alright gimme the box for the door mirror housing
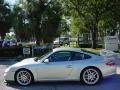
[44,59,49,64]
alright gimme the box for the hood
[11,57,36,67]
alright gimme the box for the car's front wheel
[15,69,33,86]
[80,67,102,85]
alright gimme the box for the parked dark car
[2,40,17,47]
[0,40,3,47]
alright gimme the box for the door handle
[67,65,72,68]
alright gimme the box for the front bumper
[4,71,15,82]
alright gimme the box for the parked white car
[53,37,69,45]
[53,38,60,45]
[4,48,116,86]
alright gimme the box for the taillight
[105,60,116,66]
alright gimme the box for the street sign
[104,36,118,51]
[23,47,30,55]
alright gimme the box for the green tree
[25,0,63,44]
[61,0,120,48]
[12,0,63,44]
[41,1,63,43]
[12,5,34,42]
[12,5,23,41]
[0,0,12,39]
[25,0,50,45]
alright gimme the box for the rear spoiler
[100,49,118,57]
[81,49,100,56]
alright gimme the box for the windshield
[34,51,52,62]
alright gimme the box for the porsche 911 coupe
[4,48,116,86]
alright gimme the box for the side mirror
[44,59,49,64]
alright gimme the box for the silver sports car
[4,48,116,86]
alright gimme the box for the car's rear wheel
[15,69,33,86]
[80,67,102,85]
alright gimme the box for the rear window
[71,52,91,61]
[84,54,92,59]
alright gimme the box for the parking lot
[0,60,120,90]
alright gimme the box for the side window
[71,52,84,61]
[84,54,91,59]
[49,51,71,62]
[71,52,91,61]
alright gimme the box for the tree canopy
[61,0,120,48]
[11,0,63,45]
[1,0,120,48]
[0,0,12,39]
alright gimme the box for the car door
[37,51,73,80]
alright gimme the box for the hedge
[0,46,51,57]
[0,46,23,57]
[78,43,103,48]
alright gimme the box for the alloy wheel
[16,70,32,86]
[82,68,100,85]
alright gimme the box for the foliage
[61,0,120,48]
[70,16,87,36]
[1,0,120,48]
[0,0,12,39]
[41,1,63,43]
[0,46,23,57]
[58,18,70,35]
[12,0,63,44]
[4,33,15,40]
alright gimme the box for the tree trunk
[91,25,98,49]
[35,28,42,46]
[0,32,5,40]
[77,33,80,46]
[1,35,4,40]
[36,37,40,45]
[35,16,42,46]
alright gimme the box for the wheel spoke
[16,70,32,85]
[86,69,91,75]
[83,68,100,85]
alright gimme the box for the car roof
[53,48,81,52]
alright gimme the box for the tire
[80,67,102,85]
[15,69,33,86]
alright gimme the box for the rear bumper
[101,65,116,77]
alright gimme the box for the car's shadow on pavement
[5,74,120,90]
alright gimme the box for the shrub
[0,46,23,57]
[0,46,51,58]
[78,43,103,48]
